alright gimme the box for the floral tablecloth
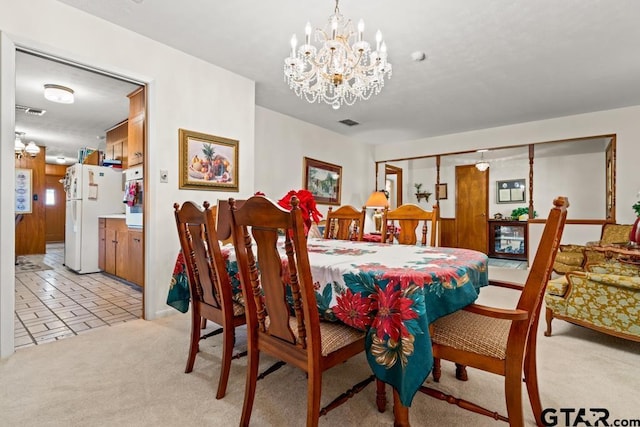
[168,238,488,406]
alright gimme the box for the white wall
[374,106,640,261]
[254,106,374,220]
[0,0,256,356]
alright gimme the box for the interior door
[455,164,489,253]
[385,164,403,208]
[45,174,66,242]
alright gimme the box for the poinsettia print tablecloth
[168,238,488,407]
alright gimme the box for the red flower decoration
[173,252,185,275]
[277,189,323,232]
[334,289,373,330]
[370,284,418,342]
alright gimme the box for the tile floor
[14,243,142,349]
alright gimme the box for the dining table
[168,238,489,425]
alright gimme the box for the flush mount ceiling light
[475,150,490,171]
[44,84,75,104]
[284,0,392,109]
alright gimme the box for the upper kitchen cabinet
[105,120,128,167]
[127,87,145,167]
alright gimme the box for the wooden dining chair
[323,204,366,241]
[420,197,569,427]
[173,201,247,399]
[229,195,373,427]
[381,203,439,246]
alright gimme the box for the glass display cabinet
[488,220,528,261]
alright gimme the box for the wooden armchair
[229,195,372,427]
[381,203,439,246]
[419,197,569,426]
[323,205,366,241]
[173,201,246,399]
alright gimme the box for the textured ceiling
[16,0,640,163]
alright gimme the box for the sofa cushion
[547,276,569,296]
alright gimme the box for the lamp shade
[365,191,389,208]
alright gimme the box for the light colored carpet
[1,281,639,426]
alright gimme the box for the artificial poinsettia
[276,189,323,232]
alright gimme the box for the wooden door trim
[385,164,403,206]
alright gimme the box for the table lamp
[365,191,389,233]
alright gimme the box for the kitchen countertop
[98,214,126,219]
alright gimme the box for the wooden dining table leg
[393,388,410,427]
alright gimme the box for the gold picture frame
[179,129,239,191]
[436,183,448,200]
[303,157,342,205]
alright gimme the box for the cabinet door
[127,114,144,167]
[105,227,117,275]
[128,229,144,287]
[115,228,129,281]
[98,224,106,271]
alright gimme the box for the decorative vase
[631,217,640,244]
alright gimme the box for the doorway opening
[14,48,147,348]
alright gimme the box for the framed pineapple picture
[179,129,239,191]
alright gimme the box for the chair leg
[544,307,554,337]
[185,308,201,373]
[455,363,468,381]
[432,357,441,382]
[504,361,525,427]
[240,348,260,427]
[215,325,235,399]
[525,318,543,424]
[376,379,387,412]
[307,368,322,427]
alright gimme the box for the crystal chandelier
[284,0,392,109]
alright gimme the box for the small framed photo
[497,179,526,204]
[179,129,239,191]
[436,183,448,200]
[303,157,342,205]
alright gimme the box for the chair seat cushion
[431,310,511,360]
[266,316,365,356]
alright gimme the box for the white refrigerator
[64,164,123,274]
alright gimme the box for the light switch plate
[160,169,168,183]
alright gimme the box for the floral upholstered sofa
[552,223,633,274]
[545,262,640,342]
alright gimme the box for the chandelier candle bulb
[290,34,297,57]
[305,22,312,44]
[358,19,364,42]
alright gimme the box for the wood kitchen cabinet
[105,120,128,168]
[127,228,144,287]
[127,87,145,167]
[103,218,129,279]
[99,217,144,287]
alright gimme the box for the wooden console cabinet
[488,220,528,261]
[99,217,144,287]
[127,87,145,167]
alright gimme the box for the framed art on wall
[303,157,342,205]
[436,183,448,200]
[179,129,239,191]
[496,179,526,203]
[15,168,32,214]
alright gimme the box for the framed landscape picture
[303,157,341,205]
[179,129,239,191]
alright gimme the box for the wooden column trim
[528,144,534,217]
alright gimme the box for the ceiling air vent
[16,104,47,116]
[339,119,359,127]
